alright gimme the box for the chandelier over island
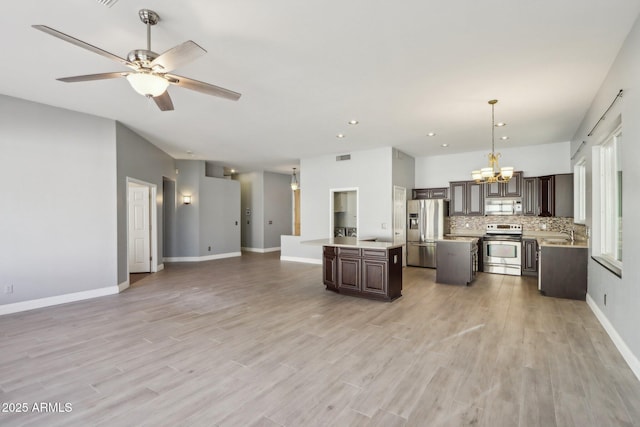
[471,99,514,183]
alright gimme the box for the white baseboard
[586,294,640,381]
[280,256,322,265]
[242,247,281,253]
[118,280,130,292]
[157,263,164,271]
[0,286,120,316]
[164,252,242,263]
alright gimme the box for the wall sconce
[183,195,192,205]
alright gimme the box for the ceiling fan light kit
[32,9,241,111]
[126,72,170,97]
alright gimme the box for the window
[594,125,622,269]
[573,158,586,224]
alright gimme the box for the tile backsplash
[450,216,587,238]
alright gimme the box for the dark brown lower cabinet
[539,246,587,300]
[322,245,402,301]
[522,238,538,276]
[435,240,478,285]
[322,246,338,290]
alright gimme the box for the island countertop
[303,237,403,250]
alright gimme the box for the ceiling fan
[33,9,241,111]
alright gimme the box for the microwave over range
[484,198,522,216]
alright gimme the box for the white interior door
[393,186,407,266]
[128,183,151,273]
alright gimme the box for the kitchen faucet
[570,228,575,242]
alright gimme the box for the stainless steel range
[483,224,522,276]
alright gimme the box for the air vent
[336,154,351,161]
[96,0,119,7]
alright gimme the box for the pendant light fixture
[471,99,514,183]
[290,168,299,191]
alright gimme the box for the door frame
[329,187,359,237]
[126,177,159,278]
[393,185,407,266]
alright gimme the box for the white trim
[242,247,281,253]
[164,252,242,263]
[586,294,640,381]
[118,280,130,292]
[0,286,120,316]
[157,263,165,271]
[280,256,322,265]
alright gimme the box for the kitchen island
[436,237,479,285]
[305,237,403,301]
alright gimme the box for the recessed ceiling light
[186,150,193,154]
[441,143,449,147]
[500,136,509,140]
[348,120,359,125]
[337,133,345,138]
[496,122,507,127]
[427,132,436,137]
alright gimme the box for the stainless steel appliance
[407,199,450,268]
[485,198,523,216]
[483,223,522,275]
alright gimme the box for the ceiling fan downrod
[138,9,159,52]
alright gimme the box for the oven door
[483,239,522,275]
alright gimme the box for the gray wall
[0,95,118,304]
[264,172,293,249]
[116,123,176,284]
[199,175,241,255]
[163,178,177,258]
[174,160,241,258]
[237,172,264,249]
[570,13,640,369]
[392,148,415,197]
[175,160,202,257]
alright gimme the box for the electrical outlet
[4,285,13,294]
[604,294,607,306]
[381,223,387,229]
[208,246,211,252]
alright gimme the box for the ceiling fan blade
[57,72,128,83]
[32,25,135,68]
[150,41,206,72]
[165,73,241,101]
[153,92,174,111]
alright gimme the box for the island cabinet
[449,181,484,216]
[323,245,402,301]
[485,171,523,198]
[435,238,478,285]
[522,238,538,276]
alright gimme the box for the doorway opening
[126,178,158,287]
[330,188,358,237]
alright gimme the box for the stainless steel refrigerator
[407,199,450,268]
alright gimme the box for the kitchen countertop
[447,230,485,237]
[439,236,479,244]
[303,237,404,250]
[537,238,589,248]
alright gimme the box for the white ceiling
[2,0,639,174]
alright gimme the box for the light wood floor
[1,252,640,426]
